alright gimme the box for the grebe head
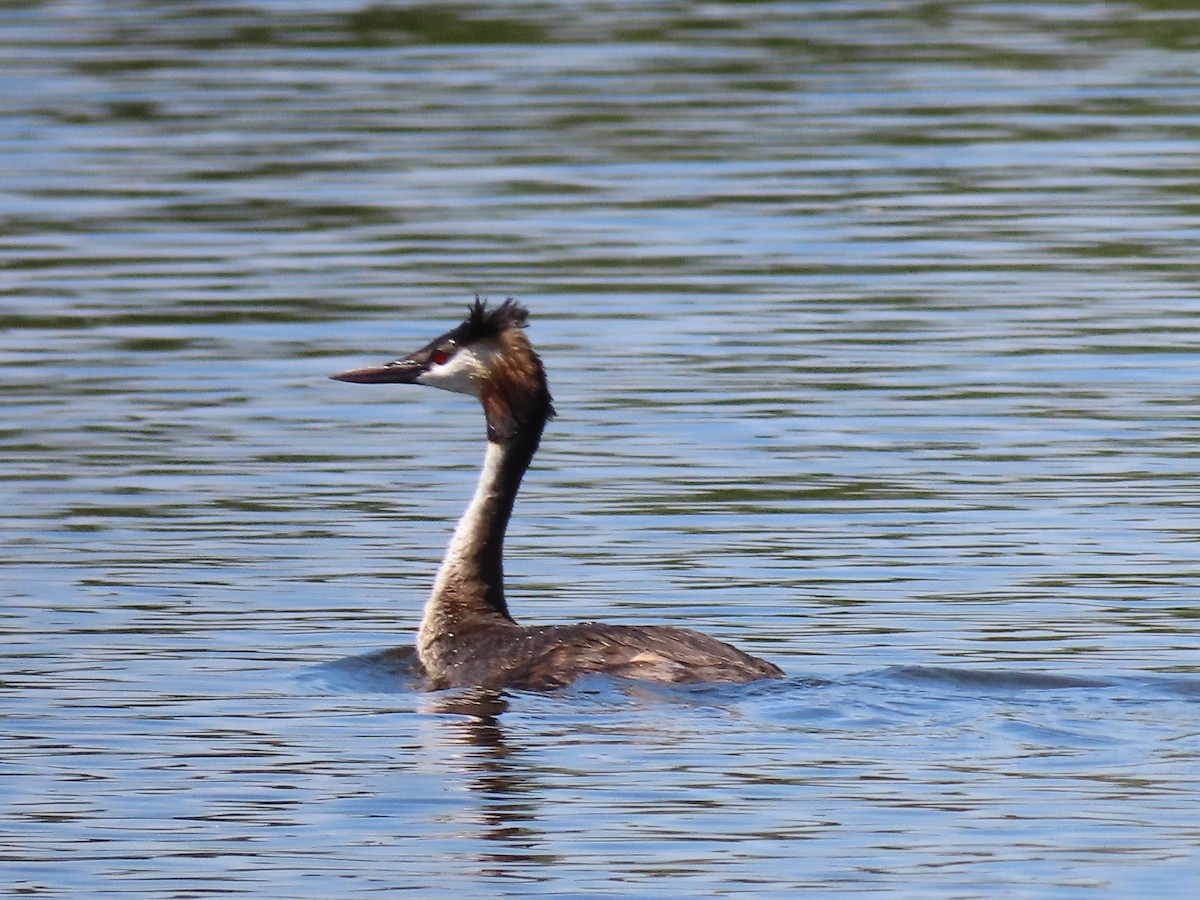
[332,298,554,444]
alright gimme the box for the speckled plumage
[421,621,783,691]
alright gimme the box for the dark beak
[330,356,424,384]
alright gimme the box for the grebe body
[333,300,782,690]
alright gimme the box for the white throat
[418,440,507,653]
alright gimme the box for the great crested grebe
[332,299,783,690]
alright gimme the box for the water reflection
[412,687,563,875]
[426,687,511,720]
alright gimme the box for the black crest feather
[453,297,528,344]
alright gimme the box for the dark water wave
[307,651,1200,707]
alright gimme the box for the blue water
[3,1,1200,895]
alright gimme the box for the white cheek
[417,347,483,396]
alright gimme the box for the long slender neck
[418,430,538,655]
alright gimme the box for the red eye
[430,349,449,366]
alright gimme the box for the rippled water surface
[4,1,1200,895]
